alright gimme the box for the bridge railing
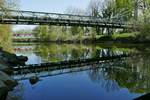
[0,10,116,22]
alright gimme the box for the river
[7,43,150,100]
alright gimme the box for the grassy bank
[96,32,150,43]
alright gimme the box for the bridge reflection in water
[12,54,128,81]
[12,43,130,81]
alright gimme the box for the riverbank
[13,32,150,44]
[0,48,28,100]
[96,33,150,44]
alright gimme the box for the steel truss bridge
[0,9,133,28]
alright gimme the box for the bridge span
[0,9,133,28]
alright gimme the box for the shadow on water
[7,43,150,100]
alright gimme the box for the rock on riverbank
[0,71,18,100]
[0,49,28,66]
[0,48,28,100]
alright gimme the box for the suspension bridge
[0,9,133,28]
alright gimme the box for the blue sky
[19,0,90,13]
[13,0,91,31]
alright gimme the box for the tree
[131,0,150,40]
[33,25,50,41]
[87,0,102,17]
[0,0,19,51]
[86,0,103,37]
[138,0,150,22]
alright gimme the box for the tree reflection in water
[87,50,150,94]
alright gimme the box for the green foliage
[138,9,150,39]
[0,0,19,51]
[33,25,52,41]
[33,25,85,42]
[70,26,79,35]
[139,23,150,39]
[99,0,133,21]
[0,24,12,51]
[112,32,138,39]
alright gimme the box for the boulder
[29,76,39,85]
[134,93,150,100]
[0,71,18,90]
[4,80,18,91]
[0,87,8,100]
[0,61,8,70]
[0,80,8,100]
[0,71,12,81]
[0,71,18,100]
[17,55,28,62]
[2,68,13,75]
[0,60,13,75]
[0,50,28,66]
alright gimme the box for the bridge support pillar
[107,28,113,36]
[96,26,100,35]
[122,28,128,33]
[101,28,104,35]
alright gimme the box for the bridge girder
[0,9,133,29]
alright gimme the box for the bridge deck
[0,9,132,28]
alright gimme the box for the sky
[13,0,91,31]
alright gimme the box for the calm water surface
[8,43,150,100]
